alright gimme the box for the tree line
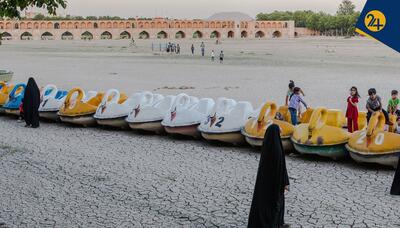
[28,15,152,21]
[256,0,360,36]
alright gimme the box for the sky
[53,0,367,19]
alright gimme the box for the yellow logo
[364,10,386,32]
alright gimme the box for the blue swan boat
[3,83,26,116]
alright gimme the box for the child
[285,80,305,106]
[18,98,24,123]
[397,118,400,133]
[387,90,400,116]
[288,87,308,125]
[366,88,391,125]
[346,86,360,133]
[211,50,215,62]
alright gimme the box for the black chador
[248,124,290,228]
[390,157,400,196]
[23,77,41,128]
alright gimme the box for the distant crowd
[149,40,225,64]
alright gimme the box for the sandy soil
[0,37,399,227]
[1,37,399,110]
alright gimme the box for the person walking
[211,50,215,62]
[176,44,180,54]
[346,86,360,133]
[23,77,41,128]
[166,42,171,53]
[200,42,205,56]
[219,51,224,64]
[248,124,290,228]
[191,44,195,55]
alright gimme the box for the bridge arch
[81,31,93,40]
[272,31,282,38]
[157,31,167,39]
[193,31,203,38]
[210,30,220,39]
[61,31,74,40]
[20,31,33,40]
[255,31,265,38]
[101,31,112,39]
[41,31,54,40]
[120,31,131,39]
[1,32,12,40]
[175,31,185,39]
[139,31,149,39]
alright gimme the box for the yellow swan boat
[0,82,14,110]
[346,112,400,168]
[291,108,350,159]
[241,102,295,151]
[276,105,314,124]
[58,88,104,127]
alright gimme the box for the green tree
[98,16,122,20]
[0,0,67,18]
[256,0,360,37]
[337,0,356,15]
[32,13,46,20]
[73,16,84,20]
[86,16,98,20]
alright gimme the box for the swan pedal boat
[346,112,399,168]
[3,83,26,116]
[291,108,353,159]
[38,84,68,121]
[125,92,175,134]
[58,88,104,127]
[199,97,255,145]
[0,70,13,82]
[241,102,295,151]
[0,82,15,113]
[161,93,214,137]
[93,89,132,128]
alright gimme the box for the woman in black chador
[248,124,290,228]
[23,77,40,128]
[390,157,400,195]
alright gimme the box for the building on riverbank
[0,18,317,41]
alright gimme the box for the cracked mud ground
[0,117,399,227]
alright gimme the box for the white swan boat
[198,97,255,145]
[125,92,175,134]
[93,89,132,128]
[161,93,214,137]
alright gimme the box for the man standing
[191,44,195,55]
[219,51,224,64]
[200,42,205,56]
